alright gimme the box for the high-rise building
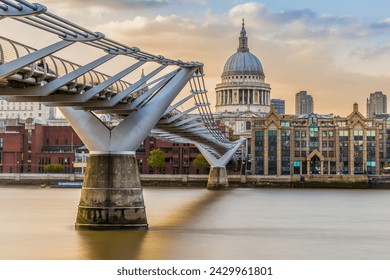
[367,91,387,118]
[271,98,285,115]
[295,90,314,115]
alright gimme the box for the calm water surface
[1,185,390,260]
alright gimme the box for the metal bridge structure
[0,0,243,229]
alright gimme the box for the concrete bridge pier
[196,139,245,190]
[59,67,196,230]
[75,152,148,230]
[207,166,229,190]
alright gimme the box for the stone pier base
[75,153,148,230]
[207,166,229,190]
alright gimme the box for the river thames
[1,185,390,260]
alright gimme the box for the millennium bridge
[0,0,244,229]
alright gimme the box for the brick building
[136,136,205,174]
[0,118,83,173]
[0,118,229,175]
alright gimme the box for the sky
[2,0,390,116]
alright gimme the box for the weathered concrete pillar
[207,166,228,190]
[75,153,148,230]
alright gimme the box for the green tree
[44,164,65,173]
[192,154,210,174]
[147,148,166,173]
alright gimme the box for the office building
[252,103,389,176]
[367,91,387,118]
[295,90,314,115]
[271,98,285,115]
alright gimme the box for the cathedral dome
[222,19,264,77]
[223,52,264,76]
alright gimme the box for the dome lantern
[238,18,249,52]
[222,19,264,77]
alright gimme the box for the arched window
[246,121,252,130]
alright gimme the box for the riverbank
[0,173,389,188]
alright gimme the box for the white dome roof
[223,51,264,76]
[222,19,265,77]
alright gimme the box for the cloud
[226,2,380,41]
[9,0,390,116]
[350,44,390,60]
[44,0,170,10]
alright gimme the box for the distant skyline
[2,0,390,115]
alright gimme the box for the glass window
[255,130,264,137]
[309,123,318,133]
[339,130,348,137]
[245,121,251,130]
[338,121,347,127]
[281,121,290,127]
[322,131,327,137]
[367,130,376,137]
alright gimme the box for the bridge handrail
[0,0,236,155]
[0,0,202,68]
[0,35,134,96]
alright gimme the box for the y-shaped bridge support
[60,67,196,229]
[195,139,244,190]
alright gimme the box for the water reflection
[2,186,390,259]
[77,188,225,259]
[77,231,147,260]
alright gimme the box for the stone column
[277,129,281,176]
[349,129,354,175]
[375,127,380,174]
[264,129,269,175]
[260,91,264,105]
[75,153,148,230]
[335,127,340,174]
[320,160,324,175]
[307,160,310,176]
[363,129,367,174]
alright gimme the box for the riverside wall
[0,173,388,188]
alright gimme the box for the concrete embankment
[1,173,389,188]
